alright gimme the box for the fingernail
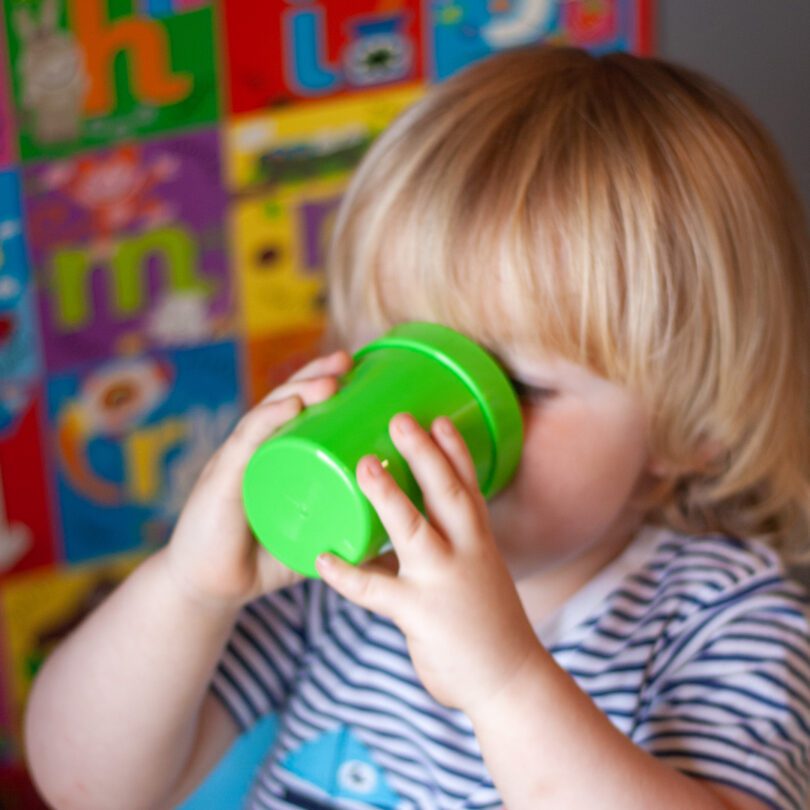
[436,417,454,436]
[317,553,334,568]
[364,456,383,477]
[394,414,416,435]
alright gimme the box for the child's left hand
[316,412,541,719]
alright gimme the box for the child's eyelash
[509,378,558,403]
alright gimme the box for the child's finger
[356,454,449,571]
[281,350,352,387]
[205,354,350,498]
[262,375,341,409]
[316,552,402,618]
[430,417,487,514]
[389,414,484,550]
[373,549,400,576]
[191,394,305,500]
[221,395,304,466]
[260,351,351,408]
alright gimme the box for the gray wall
[656,1,810,213]
[658,3,809,584]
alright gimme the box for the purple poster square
[300,196,341,274]
[24,128,232,373]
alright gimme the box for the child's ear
[645,456,670,478]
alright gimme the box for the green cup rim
[355,322,523,496]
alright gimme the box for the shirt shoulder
[629,531,809,663]
[621,532,810,810]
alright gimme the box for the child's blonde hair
[326,46,810,560]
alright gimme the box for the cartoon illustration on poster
[4,0,219,161]
[25,128,232,373]
[430,0,651,80]
[0,7,15,169]
[226,83,423,193]
[0,384,57,579]
[0,170,40,384]
[47,340,241,563]
[223,0,425,114]
[0,555,141,747]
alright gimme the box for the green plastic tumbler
[242,322,523,577]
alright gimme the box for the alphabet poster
[47,340,241,563]
[432,0,651,79]
[223,0,426,113]
[0,0,653,797]
[4,0,219,161]
[0,386,56,580]
[24,128,232,373]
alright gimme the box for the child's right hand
[163,349,353,611]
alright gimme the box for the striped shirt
[212,526,810,809]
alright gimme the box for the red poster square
[0,387,58,579]
[222,0,425,114]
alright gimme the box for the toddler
[25,46,810,810]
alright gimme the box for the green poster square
[5,0,220,161]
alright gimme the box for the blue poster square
[46,340,243,563]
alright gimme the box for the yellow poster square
[226,83,424,193]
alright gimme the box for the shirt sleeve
[210,580,315,732]
[632,580,810,810]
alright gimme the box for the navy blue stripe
[318,628,472,735]
[646,577,785,686]
[641,699,797,749]
[655,677,810,737]
[690,651,810,703]
[639,729,805,796]
[314,641,475,744]
[328,619,422,692]
[553,621,678,656]
[278,704,451,800]
[224,642,278,711]
[752,671,810,718]
[282,671,480,787]
[212,532,810,810]
[301,667,483,784]
[232,621,296,705]
[211,664,262,729]
[729,614,810,652]
[248,599,307,662]
[635,708,807,774]
[698,629,810,669]
[650,543,759,577]
[655,749,798,809]
[679,769,794,810]
[657,563,739,585]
